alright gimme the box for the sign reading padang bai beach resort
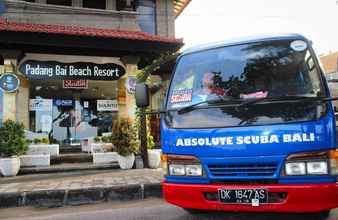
[19,60,126,81]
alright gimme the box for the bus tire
[183,208,209,215]
[314,210,330,220]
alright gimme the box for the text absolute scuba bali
[175,133,316,147]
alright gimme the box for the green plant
[41,138,49,144]
[101,136,109,143]
[33,138,41,144]
[135,108,155,150]
[94,136,102,143]
[147,132,155,150]
[111,119,139,156]
[0,120,28,157]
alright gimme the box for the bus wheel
[183,208,209,215]
[314,210,331,220]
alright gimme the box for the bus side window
[305,51,322,95]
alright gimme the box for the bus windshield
[166,39,327,128]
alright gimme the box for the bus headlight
[285,162,306,175]
[307,161,328,175]
[169,164,186,176]
[282,150,337,176]
[162,154,204,177]
[185,164,203,176]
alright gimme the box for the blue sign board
[0,2,5,14]
[54,99,73,107]
[0,90,3,125]
[0,73,20,93]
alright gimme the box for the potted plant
[147,132,161,169]
[111,118,139,169]
[27,136,59,156]
[0,120,28,177]
[94,136,102,143]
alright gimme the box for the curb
[19,163,119,175]
[0,183,162,209]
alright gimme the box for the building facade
[0,0,189,146]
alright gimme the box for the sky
[176,0,338,55]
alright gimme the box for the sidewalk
[0,169,163,208]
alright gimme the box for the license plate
[218,189,267,204]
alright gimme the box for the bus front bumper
[162,181,338,213]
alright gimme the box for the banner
[19,60,125,81]
[97,100,118,112]
[29,99,53,112]
[63,80,88,89]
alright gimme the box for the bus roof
[181,33,309,56]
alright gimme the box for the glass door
[52,99,76,145]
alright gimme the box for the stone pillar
[0,50,29,128]
[2,59,17,122]
[16,75,30,129]
[106,0,117,10]
[119,56,140,121]
[156,0,175,37]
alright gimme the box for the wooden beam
[174,0,191,18]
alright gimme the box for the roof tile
[0,18,183,45]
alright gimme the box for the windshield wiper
[176,95,338,115]
[177,96,236,114]
[236,95,338,110]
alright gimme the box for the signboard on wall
[54,99,73,107]
[97,100,118,112]
[63,80,88,89]
[29,99,53,112]
[0,2,5,14]
[19,60,126,81]
[126,76,137,94]
[0,73,20,93]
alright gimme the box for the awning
[0,18,183,58]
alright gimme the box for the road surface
[1,198,337,220]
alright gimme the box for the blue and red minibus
[136,34,338,217]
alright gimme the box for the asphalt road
[1,198,337,220]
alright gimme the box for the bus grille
[207,163,278,177]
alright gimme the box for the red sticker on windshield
[170,89,193,103]
[240,91,268,99]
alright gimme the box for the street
[0,198,337,220]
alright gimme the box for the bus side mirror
[135,83,149,108]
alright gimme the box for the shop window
[29,80,118,145]
[83,0,106,9]
[137,0,156,34]
[47,0,71,6]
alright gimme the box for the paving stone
[0,169,163,208]
[25,190,65,207]
[67,188,106,206]
[0,192,23,208]
[107,185,142,201]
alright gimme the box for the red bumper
[163,181,338,213]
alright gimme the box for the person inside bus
[194,71,226,102]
